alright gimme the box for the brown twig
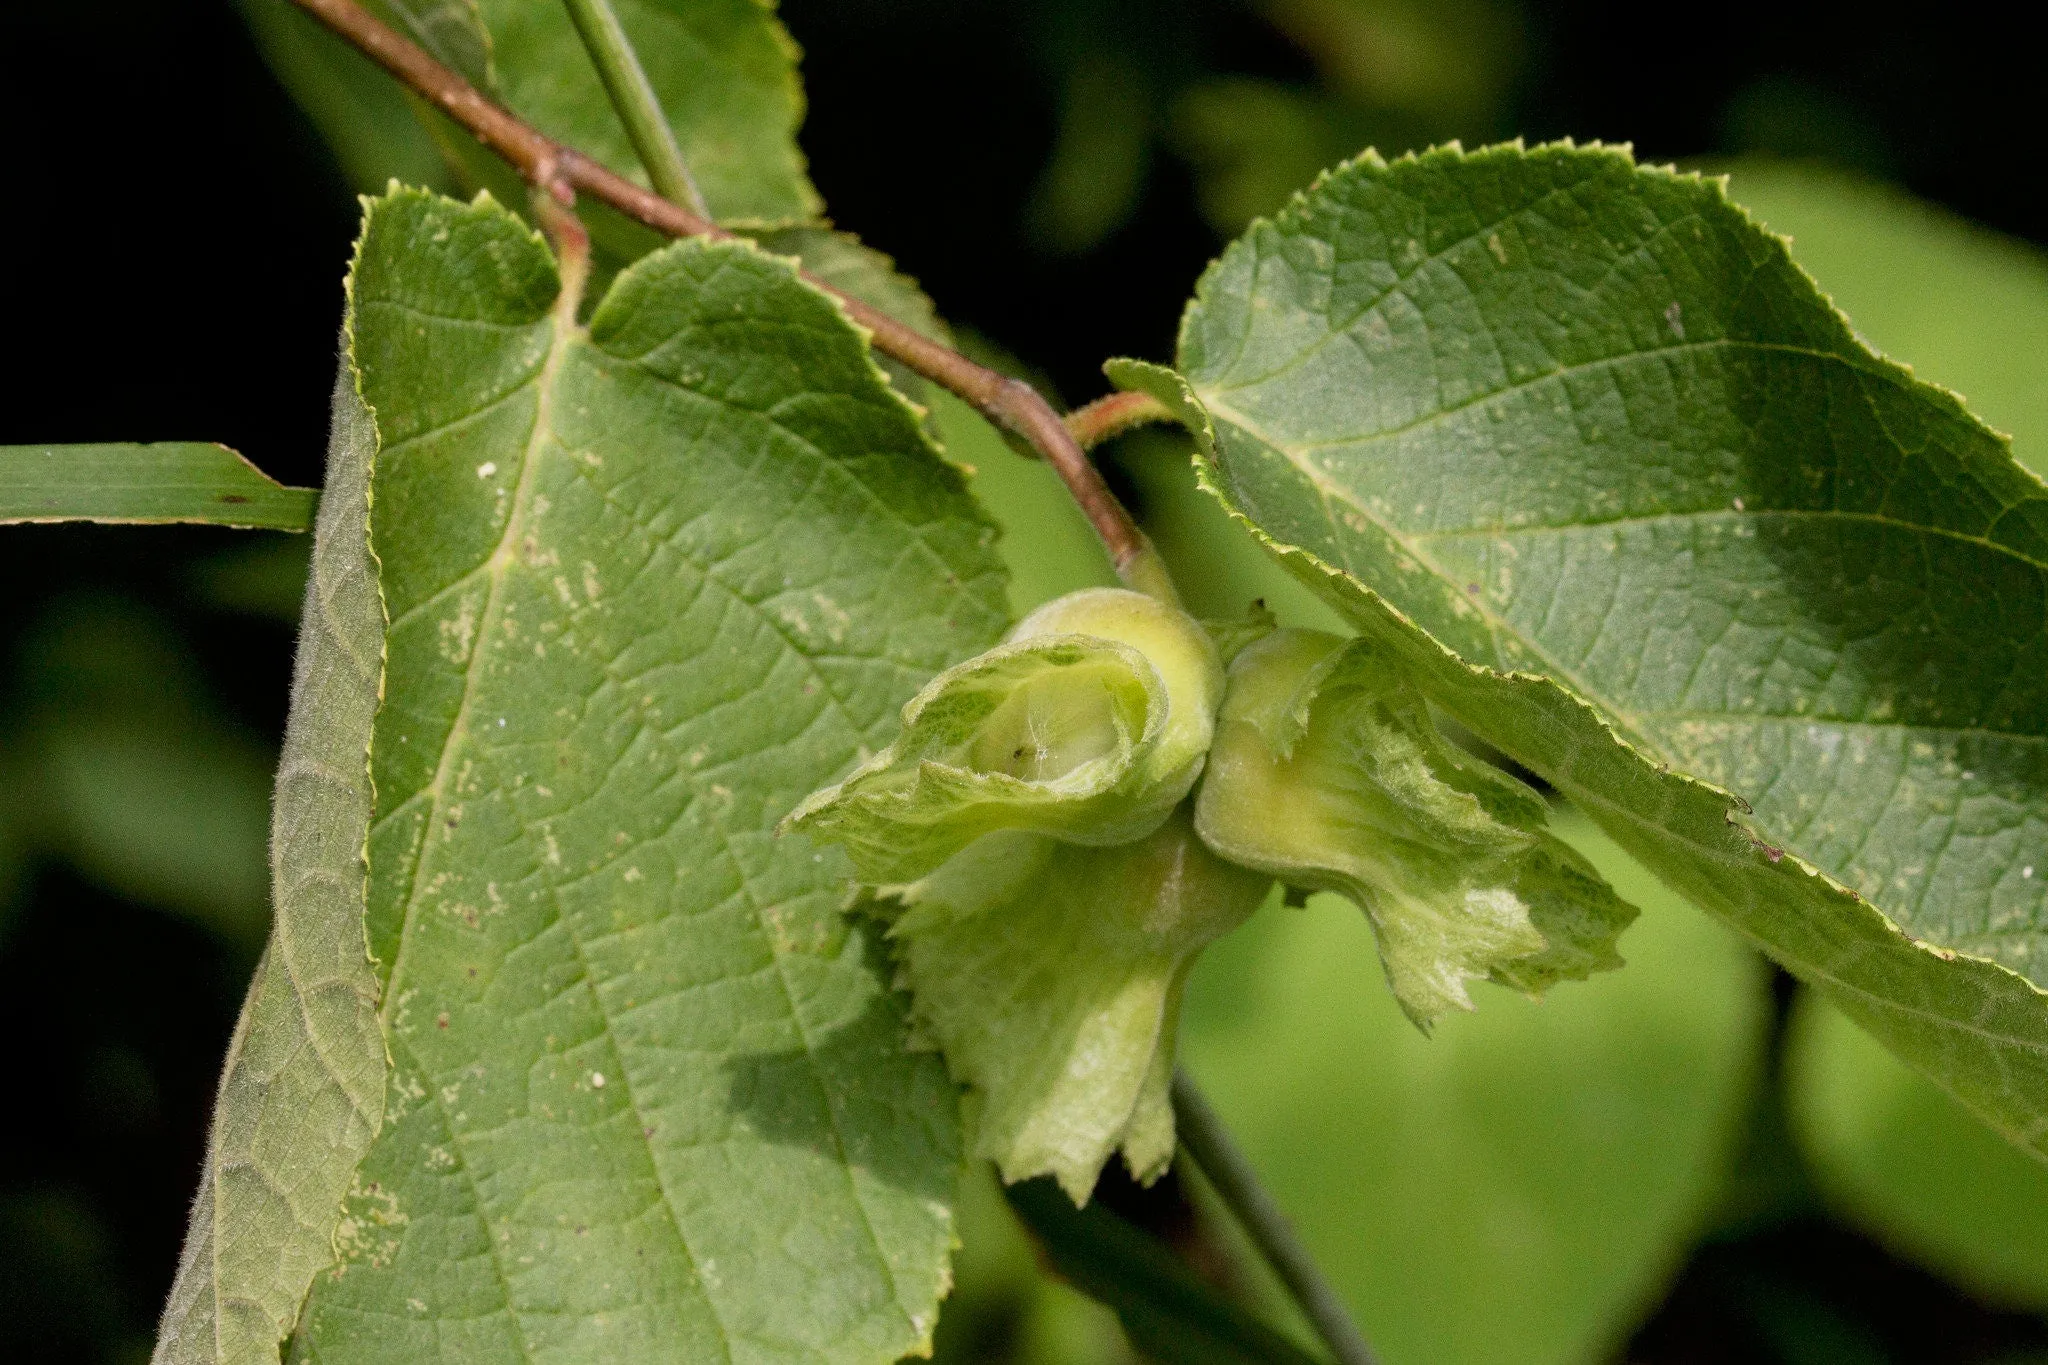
[289,0,1149,576]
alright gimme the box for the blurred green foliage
[1023,0,1525,250]
[1789,995,2048,1311]
[0,589,285,951]
[1182,816,1765,1365]
[941,1214,1139,1362]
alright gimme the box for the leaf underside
[1125,139,2048,1154]
[290,189,1007,1363]
[153,367,386,1364]
[0,442,315,530]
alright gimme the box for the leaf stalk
[1065,388,1177,451]
[287,0,1151,580]
[1173,1067,1381,1365]
[529,180,593,306]
[559,0,711,218]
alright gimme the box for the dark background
[1,2,2041,1360]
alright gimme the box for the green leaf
[0,443,314,530]
[877,807,1269,1202]
[1181,809,1766,1365]
[716,242,1126,620]
[748,226,950,420]
[1724,162,2048,1310]
[724,235,1128,617]
[788,588,1221,884]
[153,364,387,1365]
[1787,989,2048,1309]
[378,0,819,224]
[1720,161,2048,479]
[1124,140,2048,1154]
[1004,1177,1323,1365]
[292,188,1006,1363]
[1196,627,1634,1028]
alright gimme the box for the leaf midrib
[1213,332,1866,437]
[1203,396,2048,734]
[365,265,751,1360]
[1646,712,2048,747]
[1207,336,2048,575]
[1422,508,2048,572]
[368,258,939,1357]
[377,288,575,1011]
[1206,396,2048,961]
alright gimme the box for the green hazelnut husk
[1194,629,1636,1029]
[874,803,1270,1203]
[784,587,1223,884]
